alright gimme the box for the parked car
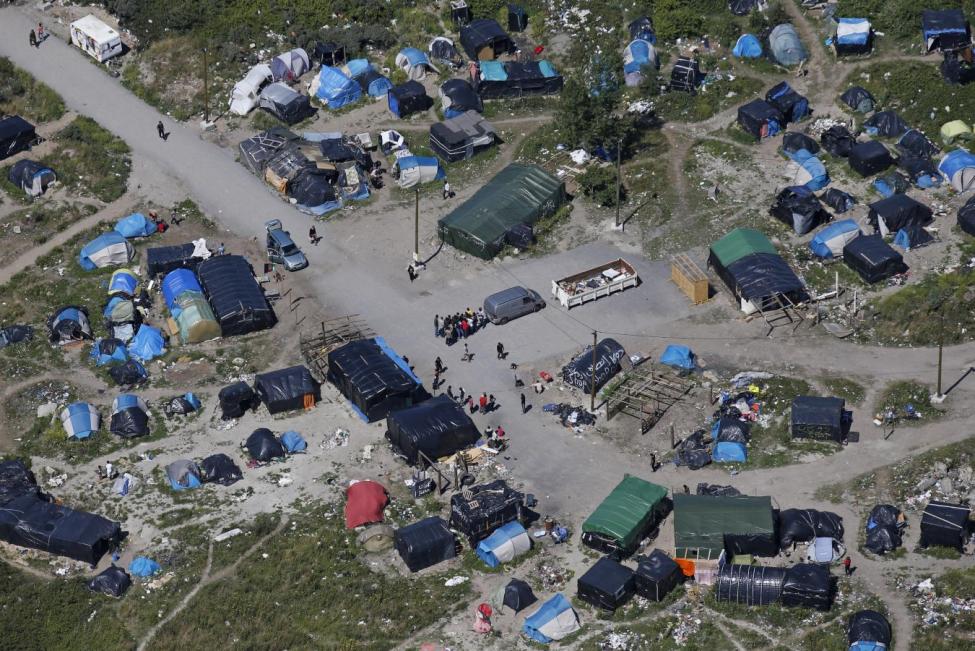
[483,286,545,325]
[264,219,308,271]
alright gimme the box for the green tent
[708,228,778,268]
[941,119,973,146]
[437,163,567,259]
[582,475,668,554]
[672,494,776,559]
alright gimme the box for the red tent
[345,480,389,529]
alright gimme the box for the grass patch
[913,565,975,650]
[0,56,65,122]
[654,76,764,123]
[0,202,98,259]
[481,96,556,119]
[874,380,943,426]
[43,117,131,203]
[819,377,866,405]
[120,36,207,121]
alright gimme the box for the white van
[70,15,123,63]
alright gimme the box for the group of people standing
[435,309,487,344]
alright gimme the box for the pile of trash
[320,428,349,450]
[669,613,703,646]
[906,462,975,508]
[528,558,573,592]
[807,117,852,137]
[543,403,596,429]
[910,576,975,627]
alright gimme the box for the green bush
[579,164,626,207]
[0,56,65,122]
[837,0,975,43]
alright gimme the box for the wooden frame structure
[605,364,694,433]
[299,315,374,381]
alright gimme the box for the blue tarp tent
[938,149,975,192]
[476,521,531,567]
[660,345,695,370]
[810,219,860,258]
[161,269,204,312]
[733,34,763,58]
[60,402,99,440]
[166,460,202,491]
[712,441,747,463]
[766,81,809,123]
[315,66,361,109]
[523,593,580,643]
[395,48,438,81]
[129,556,161,577]
[922,9,970,53]
[281,430,307,453]
[128,326,165,362]
[791,149,830,191]
[78,232,133,271]
[108,269,138,297]
[850,644,886,651]
[114,213,155,238]
[90,338,129,366]
[769,24,808,66]
[623,39,657,77]
[394,156,445,188]
[361,71,393,97]
[341,58,371,79]
[834,18,872,54]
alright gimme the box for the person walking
[487,394,496,412]
[467,396,477,414]
[843,556,853,576]
[650,452,659,472]
[435,356,444,374]
[442,180,451,200]
[520,392,527,414]
[157,121,167,140]
[446,385,455,400]
[434,315,440,338]
[216,242,225,255]
[29,29,37,48]
[458,387,466,402]
[309,225,318,244]
[407,265,416,282]
[496,342,505,359]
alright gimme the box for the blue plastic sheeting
[108,269,138,297]
[114,213,155,238]
[769,24,808,66]
[836,18,870,46]
[129,556,161,577]
[938,149,975,191]
[476,521,529,568]
[364,75,393,97]
[872,178,895,198]
[128,326,166,362]
[341,58,371,79]
[523,593,578,644]
[850,643,887,651]
[809,219,860,258]
[281,430,307,453]
[733,34,763,58]
[61,402,99,440]
[90,339,128,366]
[316,66,361,109]
[791,149,829,191]
[161,269,203,311]
[183,392,202,411]
[538,60,558,78]
[78,232,131,271]
[623,39,656,74]
[113,394,142,411]
[169,472,201,491]
[103,296,125,319]
[375,336,423,386]
[712,441,748,463]
[398,48,430,67]
[479,60,508,81]
[660,344,695,370]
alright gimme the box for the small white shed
[70,15,123,63]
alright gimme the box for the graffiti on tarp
[561,339,627,393]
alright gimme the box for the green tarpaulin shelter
[673,494,776,559]
[437,163,567,259]
[941,119,973,146]
[582,475,668,554]
[708,228,778,268]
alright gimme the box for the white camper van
[70,15,123,63]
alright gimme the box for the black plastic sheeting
[670,57,702,93]
[110,407,149,439]
[780,563,834,610]
[88,565,132,598]
[923,9,970,52]
[941,52,975,85]
[0,493,122,565]
[821,188,856,213]
[505,223,534,248]
[958,195,975,236]
[765,82,808,124]
[770,186,830,235]
[723,252,805,303]
[0,324,33,348]
[327,338,424,423]
[561,338,626,394]
[628,16,654,40]
[737,99,783,138]
[865,504,904,555]
[386,395,480,466]
[577,557,635,611]
[108,360,148,387]
[634,550,682,601]
[791,396,845,441]
[696,483,741,497]
[840,86,874,113]
[820,125,856,158]
[920,501,971,550]
[441,79,483,113]
[162,395,198,417]
[848,610,892,645]
[246,428,286,462]
[716,564,786,605]
[254,365,320,415]
[389,81,433,118]
[218,381,257,420]
[715,417,750,444]
[675,430,711,470]
[778,509,844,548]
[728,0,761,16]
[449,479,525,544]
[898,154,939,184]
[0,115,36,161]
[898,129,940,159]
[460,18,515,59]
[476,62,564,99]
[781,132,819,155]
[849,141,894,177]
[0,460,41,505]
[288,170,338,208]
[843,235,908,284]
[146,243,200,277]
[865,110,909,137]
[395,516,456,572]
[200,453,243,486]
[197,255,276,337]
[500,578,536,612]
[868,194,934,234]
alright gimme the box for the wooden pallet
[299,315,375,381]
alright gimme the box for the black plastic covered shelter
[498,578,536,612]
[959,195,975,235]
[941,52,975,85]
[254,365,320,415]
[629,16,654,41]
[507,5,528,32]
[843,235,907,283]
[848,141,893,177]
[313,41,345,67]
[395,516,456,572]
[868,194,933,235]
[822,188,856,213]
[865,111,909,138]
[778,508,844,548]
[791,396,845,442]
[0,115,36,160]
[8,159,56,197]
[840,86,874,113]
[476,60,564,99]
[723,253,806,306]
[110,402,149,439]
[440,79,483,114]
[108,360,148,387]
[716,564,786,605]
[849,610,892,646]
[820,125,856,157]
[0,493,121,565]
[865,504,904,555]
[922,9,971,52]
[781,132,819,156]
[146,243,201,277]
[770,186,830,235]
[327,337,424,422]
[780,563,834,610]
[246,428,286,462]
[200,453,243,485]
[737,99,783,139]
[386,395,480,466]
[88,566,132,598]
[920,501,970,550]
[388,81,433,118]
[669,57,702,93]
[449,479,525,545]
[577,557,635,611]
[459,19,515,60]
[218,381,258,420]
[562,338,626,394]
[634,550,682,601]
[0,460,41,505]
[197,255,276,337]
[897,129,939,159]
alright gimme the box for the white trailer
[551,258,639,308]
[70,15,123,63]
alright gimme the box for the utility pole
[413,188,420,263]
[936,306,945,397]
[202,46,210,123]
[590,330,598,412]
[615,138,622,229]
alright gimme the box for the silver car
[265,219,308,271]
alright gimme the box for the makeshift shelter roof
[737,99,783,139]
[577,557,635,611]
[127,325,165,362]
[246,428,286,462]
[849,610,892,646]
[146,241,210,277]
[897,129,940,159]
[562,338,627,394]
[628,16,656,41]
[820,125,856,158]
[395,48,439,81]
[844,235,908,283]
[254,365,320,415]
[769,23,808,66]
[115,213,155,239]
[669,57,702,92]
[386,395,479,465]
[476,60,563,99]
[345,480,388,529]
[922,9,971,52]
[634,550,683,601]
[358,68,393,97]
[733,34,762,58]
[196,255,276,336]
[0,325,33,349]
[868,194,933,235]
[108,360,148,387]
[0,460,41,505]
[395,516,456,572]
[582,475,668,555]
[920,501,970,549]
[791,396,845,442]
[88,566,131,598]
[782,132,819,157]
[388,80,433,118]
[660,345,695,370]
[90,337,128,367]
[523,594,580,643]
[834,17,872,54]
[709,228,778,267]
[673,494,777,558]
[938,148,975,191]
[460,19,515,60]
[766,81,810,124]
[8,159,55,197]
[941,119,973,145]
[0,493,121,565]
[327,337,424,423]
[841,86,874,113]
[129,556,161,577]
[165,460,201,491]
[61,402,99,440]
[438,163,566,259]
[229,64,273,116]
[259,82,314,125]
[449,479,525,545]
[429,36,461,64]
[280,430,307,453]
[809,219,860,258]
[110,394,149,439]
[865,111,909,137]
[313,41,345,67]
[0,115,36,160]
[849,141,894,177]
[476,521,531,568]
[79,232,134,271]
[200,453,242,486]
[771,185,829,234]
[219,381,257,420]
[430,110,497,162]
[313,66,361,109]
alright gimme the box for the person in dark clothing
[407,265,416,282]
[496,342,505,359]
[650,453,659,472]
[487,394,496,412]
[157,121,168,140]
[683,484,690,494]
[520,393,527,414]
[458,387,466,402]
[446,385,455,400]
[435,357,444,374]
[434,315,440,337]
[843,557,853,576]
[309,225,318,244]
[29,29,37,47]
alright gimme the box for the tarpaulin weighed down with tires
[449,479,525,545]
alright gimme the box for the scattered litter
[214,528,243,542]
[444,575,468,587]
[321,428,350,450]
